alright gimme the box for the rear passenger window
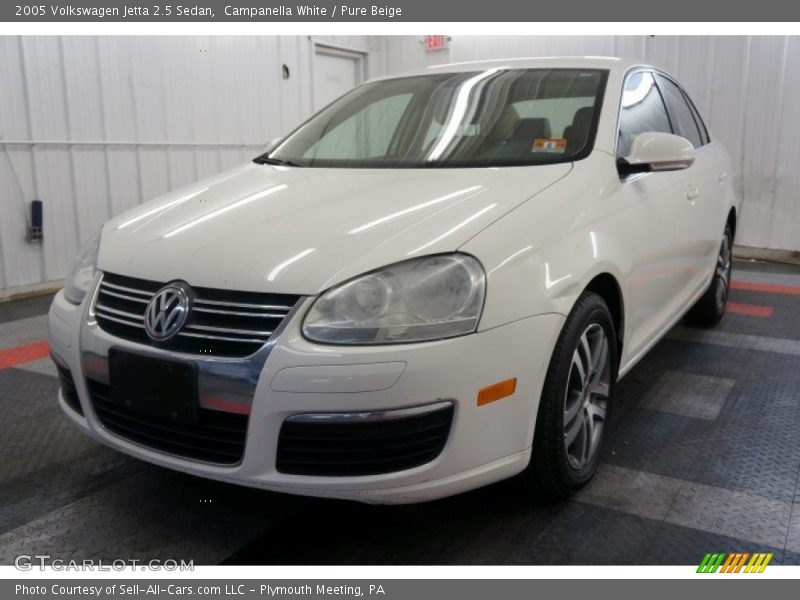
[655,75,704,148]
[617,72,672,157]
[684,92,710,144]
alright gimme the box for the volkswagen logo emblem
[144,284,190,341]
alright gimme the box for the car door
[654,73,722,297]
[615,70,697,357]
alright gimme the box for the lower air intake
[87,379,249,465]
[276,402,454,476]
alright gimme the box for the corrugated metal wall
[385,35,800,254]
[1,35,798,293]
[0,35,385,292]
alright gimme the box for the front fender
[462,152,629,331]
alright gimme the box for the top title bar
[3,0,800,22]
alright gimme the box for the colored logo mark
[697,552,773,573]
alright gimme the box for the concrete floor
[1,260,800,565]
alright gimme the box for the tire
[686,224,733,327]
[519,291,618,500]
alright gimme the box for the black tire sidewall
[685,223,734,327]
[716,226,733,315]
[531,293,619,494]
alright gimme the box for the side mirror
[619,132,696,176]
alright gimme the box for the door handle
[718,172,728,182]
[687,186,700,200]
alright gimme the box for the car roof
[368,56,647,82]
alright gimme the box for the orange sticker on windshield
[532,138,567,153]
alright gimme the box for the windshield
[262,68,607,169]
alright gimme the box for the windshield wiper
[253,155,304,167]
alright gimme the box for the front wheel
[519,291,618,499]
[686,224,733,327]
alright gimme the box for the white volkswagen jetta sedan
[49,57,738,503]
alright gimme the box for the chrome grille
[94,272,301,358]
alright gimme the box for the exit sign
[424,35,449,51]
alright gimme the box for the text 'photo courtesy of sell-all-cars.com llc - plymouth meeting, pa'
[49,56,738,504]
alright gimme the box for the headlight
[63,230,101,305]
[303,254,485,344]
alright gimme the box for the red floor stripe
[727,302,774,318]
[0,340,50,370]
[731,280,800,296]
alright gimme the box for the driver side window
[617,71,672,157]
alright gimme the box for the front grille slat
[100,280,157,296]
[96,305,145,321]
[193,298,295,311]
[192,307,289,318]
[278,437,447,461]
[279,421,449,443]
[87,379,248,464]
[94,312,145,330]
[277,403,454,477]
[183,323,274,337]
[99,289,150,304]
[176,331,271,344]
[279,430,448,452]
[94,272,300,358]
[278,446,444,468]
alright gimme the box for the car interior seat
[563,107,594,155]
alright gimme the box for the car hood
[100,161,571,294]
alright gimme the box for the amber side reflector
[477,378,517,406]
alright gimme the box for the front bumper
[49,284,563,504]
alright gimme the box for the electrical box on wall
[26,199,43,243]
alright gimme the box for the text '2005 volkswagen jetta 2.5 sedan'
[50,57,738,503]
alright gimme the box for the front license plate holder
[108,348,198,423]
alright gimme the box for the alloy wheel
[715,233,732,312]
[563,323,611,470]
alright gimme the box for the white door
[655,74,725,296]
[313,48,363,111]
[616,71,690,358]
